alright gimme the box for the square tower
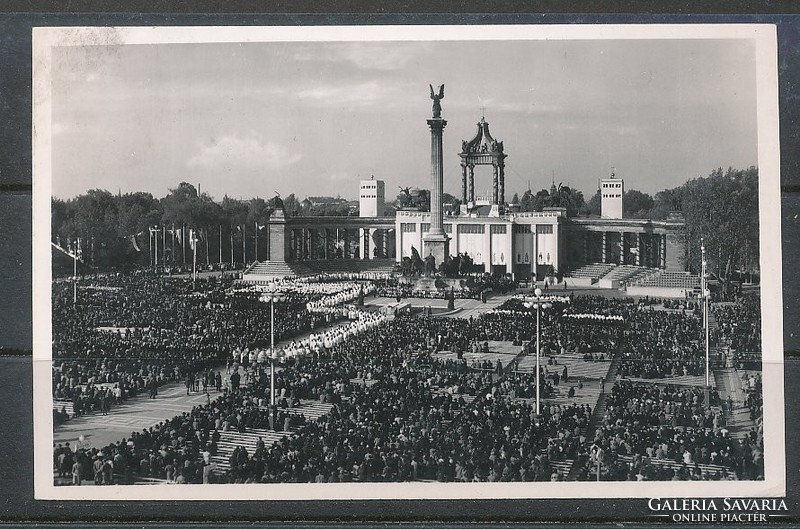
[359,178,385,217]
[600,173,624,219]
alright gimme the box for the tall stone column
[423,104,450,263]
[428,118,446,236]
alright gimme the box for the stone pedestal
[423,233,450,265]
[268,210,288,262]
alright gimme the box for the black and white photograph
[32,24,784,500]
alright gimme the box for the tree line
[53,183,276,270]
[53,167,759,281]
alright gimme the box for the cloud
[297,80,388,107]
[446,95,562,116]
[326,172,353,182]
[188,132,301,170]
[293,42,431,71]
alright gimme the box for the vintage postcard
[32,24,784,500]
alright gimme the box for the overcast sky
[50,37,757,202]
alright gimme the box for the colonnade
[286,227,395,261]
[578,230,667,268]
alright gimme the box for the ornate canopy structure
[459,117,507,211]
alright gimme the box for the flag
[189,229,197,250]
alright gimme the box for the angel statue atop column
[429,84,444,118]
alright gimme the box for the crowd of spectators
[583,380,763,481]
[52,270,333,419]
[53,269,763,485]
[711,295,762,354]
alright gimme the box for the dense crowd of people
[52,271,334,419]
[586,380,763,481]
[712,295,762,353]
[52,269,764,485]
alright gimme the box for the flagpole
[205,227,210,267]
[73,245,77,305]
[219,225,223,265]
[230,227,234,266]
[182,224,186,266]
[242,223,246,266]
[192,230,197,287]
[254,221,258,262]
[149,228,153,268]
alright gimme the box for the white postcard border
[32,23,785,501]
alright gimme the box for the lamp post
[72,248,78,305]
[701,239,711,406]
[192,231,199,286]
[261,290,286,406]
[524,287,552,417]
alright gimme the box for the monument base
[422,233,450,265]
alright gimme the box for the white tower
[359,176,385,217]
[600,170,624,219]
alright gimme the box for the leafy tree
[442,192,461,214]
[622,189,655,219]
[517,184,584,217]
[584,189,601,216]
[678,166,759,291]
[282,193,303,216]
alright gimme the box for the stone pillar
[636,233,642,266]
[618,232,625,265]
[498,163,505,207]
[601,231,607,263]
[369,228,377,259]
[660,234,667,269]
[461,164,468,204]
[309,228,317,260]
[343,229,349,259]
[297,229,303,260]
[423,113,450,263]
[582,233,588,264]
[468,165,475,203]
[492,165,499,205]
